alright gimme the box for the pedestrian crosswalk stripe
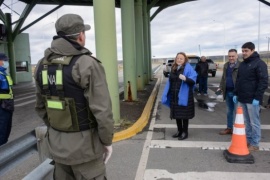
[15,99,36,107]
[144,169,270,180]
[14,95,36,102]
[149,140,270,151]
[153,124,270,129]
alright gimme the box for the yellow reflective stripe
[42,70,48,85]
[6,76,13,86]
[0,94,12,99]
[47,100,64,110]
[0,74,13,99]
[56,70,63,85]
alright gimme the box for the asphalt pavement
[107,69,270,180]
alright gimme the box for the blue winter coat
[161,63,197,107]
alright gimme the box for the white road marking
[144,169,270,180]
[149,140,270,151]
[153,124,270,129]
[14,95,36,102]
[15,99,36,107]
[14,92,35,97]
[135,76,162,180]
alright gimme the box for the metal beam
[12,0,40,41]
[149,0,196,21]
[0,0,4,6]
[0,10,5,23]
[150,6,165,21]
[20,4,63,33]
[147,0,160,12]
[258,0,270,6]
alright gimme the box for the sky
[1,0,270,64]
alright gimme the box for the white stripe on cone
[234,113,244,125]
[233,127,246,135]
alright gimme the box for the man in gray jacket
[218,49,239,135]
[34,14,114,179]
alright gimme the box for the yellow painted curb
[113,78,161,142]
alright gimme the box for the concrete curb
[113,78,161,142]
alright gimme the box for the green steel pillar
[121,0,137,101]
[135,0,145,90]
[147,11,153,80]
[93,0,120,124]
[142,0,149,84]
[5,13,17,84]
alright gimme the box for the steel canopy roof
[18,0,197,9]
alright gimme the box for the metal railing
[0,130,37,176]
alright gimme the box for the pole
[223,23,225,64]
[198,44,201,56]
[213,20,225,64]
[93,0,120,125]
[258,2,261,53]
[267,36,269,65]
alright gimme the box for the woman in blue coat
[162,52,197,140]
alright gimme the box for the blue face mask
[2,61,9,69]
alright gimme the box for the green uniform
[34,37,114,179]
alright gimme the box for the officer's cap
[0,53,9,61]
[55,14,91,36]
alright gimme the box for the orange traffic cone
[223,106,254,164]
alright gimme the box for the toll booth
[0,33,32,82]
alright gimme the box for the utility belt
[41,55,97,132]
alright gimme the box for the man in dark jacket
[195,56,209,95]
[218,49,240,135]
[233,42,268,151]
[34,14,114,179]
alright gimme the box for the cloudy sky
[1,0,270,64]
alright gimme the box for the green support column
[135,0,145,90]
[143,0,149,84]
[121,0,137,101]
[5,13,17,84]
[147,11,153,80]
[93,0,120,125]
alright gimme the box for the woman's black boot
[178,119,189,140]
[172,132,180,138]
[172,119,182,138]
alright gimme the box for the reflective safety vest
[0,71,13,99]
[36,55,97,132]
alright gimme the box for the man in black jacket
[233,42,268,151]
[195,56,209,96]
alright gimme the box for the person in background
[0,53,14,146]
[195,56,209,96]
[162,52,197,140]
[218,49,240,135]
[34,14,114,179]
[233,42,268,151]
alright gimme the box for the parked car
[188,55,200,70]
[206,59,217,77]
[163,59,174,77]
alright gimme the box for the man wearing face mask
[0,53,14,146]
